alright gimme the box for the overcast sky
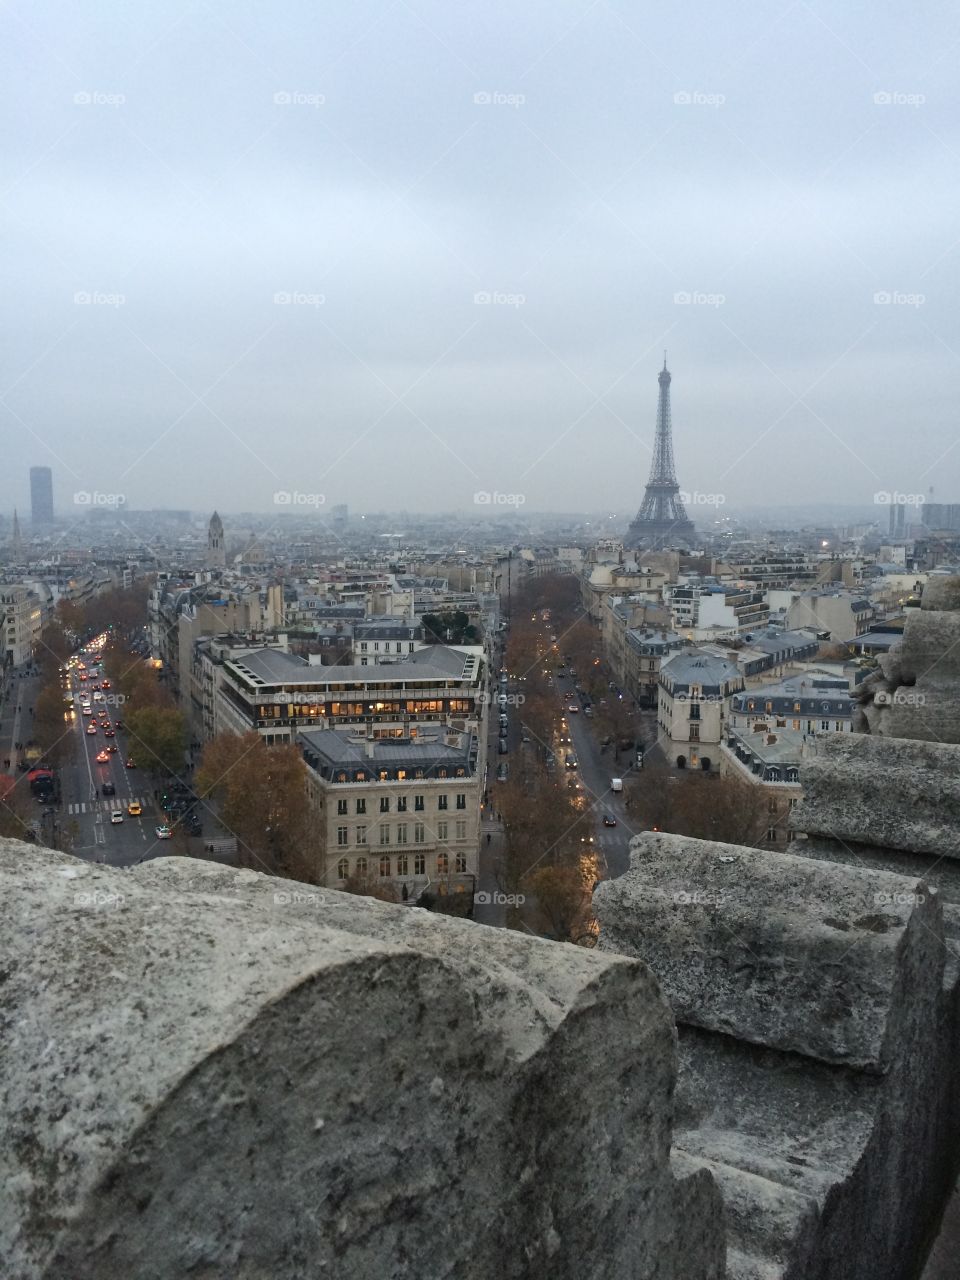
[2,1,959,520]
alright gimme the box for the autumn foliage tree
[196,733,314,882]
[625,759,789,848]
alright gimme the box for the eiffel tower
[625,357,696,550]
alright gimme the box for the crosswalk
[67,796,151,815]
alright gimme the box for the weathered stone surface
[884,679,960,742]
[0,842,724,1280]
[921,576,960,612]
[899,610,960,683]
[596,833,951,1280]
[793,733,960,858]
[594,831,939,1070]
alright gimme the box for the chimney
[767,733,777,745]
[365,736,376,759]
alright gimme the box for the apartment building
[720,724,806,846]
[728,675,852,736]
[657,651,743,770]
[0,585,42,667]
[667,581,769,642]
[299,725,481,902]
[785,591,875,642]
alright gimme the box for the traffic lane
[74,710,152,861]
[562,704,640,881]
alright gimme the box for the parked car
[496,763,508,782]
[498,737,509,755]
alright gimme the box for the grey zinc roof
[227,648,312,683]
[299,728,475,767]
[660,650,740,687]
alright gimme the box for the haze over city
[3,0,960,516]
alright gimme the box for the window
[456,851,467,872]
[437,820,448,841]
[336,826,348,847]
[835,721,844,732]
[689,724,700,741]
[397,823,408,845]
[820,720,830,731]
[397,854,408,875]
[336,857,348,879]
[356,856,368,876]
[356,825,366,846]
[767,827,778,842]
[379,823,390,846]
[768,797,779,813]
[379,796,390,813]
[455,793,466,810]
[360,642,367,652]
[455,819,467,841]
[414,795,425,811]
[356,798,366,815]
[414,822,425,844]
[438,795,448,811]
[437,851,449,875]
[397,796,407,812]
[396,770,407,782]
[689,704,700,721]
[414,853,425,874]
[379,854,391,877]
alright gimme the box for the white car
[110,811,124,825]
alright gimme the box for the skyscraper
[625,359,696,551]
[29,467,54,526]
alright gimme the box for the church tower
[207,511,226,570]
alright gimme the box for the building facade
[29,467,54,526]
[657,651,743,770]
[299,726,481,903]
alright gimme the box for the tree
[626,761,787,848]
[125,706,187,775]
[524,865,596,943]
[421,611,479,645]
[196,733,314,882]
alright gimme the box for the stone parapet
[792,732,960,859]
[0,842,724,1280]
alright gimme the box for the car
[498,738,508,755]
[91,684,101,692]
[584,707,594,717]
[107,743,118,753]
[127,800,142,816]
[125,758,136,768]
[603,815,617,827]
[102,781,116,796]
[566,704,579,714]
[115,720,124,730]
[101,680,111,689]
[496,763,508,782]
[95,750,109,763]
[82,706,93,716]
[104,728,115,737]
[155,825,173,840]
[110,811,124,825]
[86,723,97,735]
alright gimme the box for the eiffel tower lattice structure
[625,358,696,551]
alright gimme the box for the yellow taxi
[127,800,142,817]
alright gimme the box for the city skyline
[1,2,959,515]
